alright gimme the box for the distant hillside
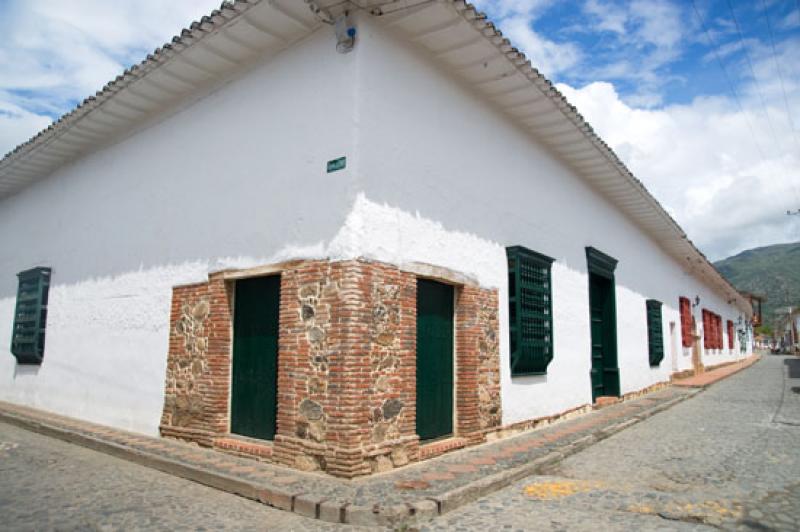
[714,241,800,329]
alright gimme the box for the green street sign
[327,156,346,173]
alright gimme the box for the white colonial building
[0,0,752,477]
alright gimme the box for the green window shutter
[11,267,51,365]
[646,299,663,366]
[507,246,554,376]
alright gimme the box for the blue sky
[476,0,800,106]
[0,0,798,259]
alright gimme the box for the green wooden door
[589,273,620,401]
[231,275,280,440]
[589,273,606,401]
[416,279,454,441]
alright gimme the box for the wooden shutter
[706,312,722,350]
[679,297,692,347]
[11,267,51,365]
[646,300,664,366]
[711,314,717,349]
[507,246,554,376]
[727,320,734,350]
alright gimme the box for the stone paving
[0,353,780,530]
[0,380,696,526]
[423,355,800,531]
[0,421,356,531]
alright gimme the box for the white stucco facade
[0,10,752,436]
[0,27,361,435]
[350,17,751,424]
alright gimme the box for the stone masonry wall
[360,262,418,474]
[160,272,232,446]
[159,259,501,478]
[272,260,342,474]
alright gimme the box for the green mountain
[714,241,800,329]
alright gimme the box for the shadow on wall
[360,175,709,311]
[2,190,737,373]
[0,181,352,300]
[354,20,735,314]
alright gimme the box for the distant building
[775,307,799,350]
[741,292,766,328]
[1,0,753,477]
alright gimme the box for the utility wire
[760,0,800,207]
[762,0,800,151]
[693,1,800,211]
[690,0,769,164]
[725,0,782,158]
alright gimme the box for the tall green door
[416,279,454,441]
[587,248,620,402]
[588,273,620,401]
[231,275,280,440]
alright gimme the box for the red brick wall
[456,286,502,442]
[159,272,232,446]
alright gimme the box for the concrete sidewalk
[0,383,710,527]
[672,354,760,388]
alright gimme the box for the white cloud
[502,17,582,77]
[629,0,683,51]
[0,96,52,156]
[778,9,799,30]
[472,0,581,78]
[472,0,555,19]
[558,68,800,259]
[578,0,688,105]
[701,39,750,63]
[0,0,220,155]
[584,0,627,34]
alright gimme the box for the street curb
[0,390,699,527]
[673,355,761,389]
[0,409,267,502]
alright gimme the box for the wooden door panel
[231,275,280,441]
[416,279,454,441]
[589,273,619,400]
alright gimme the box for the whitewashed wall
[352,17,751,425]
[0,15,752,437]
[0,28,360,435]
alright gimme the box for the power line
[725,0,782,158]
[761,0,800,152]
[690,0,770,164]
[760,0,800,207]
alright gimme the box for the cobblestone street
[427,355,800,531]
[0,422,353,531]
[0,355,797,531]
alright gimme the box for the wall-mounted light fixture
[692,296,700,308]
[334,11,356,53]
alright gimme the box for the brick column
[273,260,419,477]
[455,286,501,442]
[160,272,232,446]
[272,260,340,472]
